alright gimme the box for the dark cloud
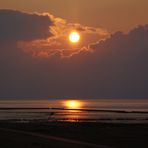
[0,9,147,99]
[86,25,148,98]
[0,9,53,43]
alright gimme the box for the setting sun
[64,100,82,109]
[69,32,80,43]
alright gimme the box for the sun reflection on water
[63,100,83,109]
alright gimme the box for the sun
[69,31,80,43]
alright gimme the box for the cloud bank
[0,9,147,99]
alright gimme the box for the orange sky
[0,0,148,32]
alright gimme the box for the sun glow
[64,100,82,109]
[69,32,80,43]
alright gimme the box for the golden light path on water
[61,100,84,122]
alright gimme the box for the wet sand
[0,122,148,148]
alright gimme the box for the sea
[0,99,148,123]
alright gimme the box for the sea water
[0,99,148,123]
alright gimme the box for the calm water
[0,99,148,123]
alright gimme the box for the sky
[0,1,148,99]
[0,0,148,32]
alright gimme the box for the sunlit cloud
[17,12,109,58]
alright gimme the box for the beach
[0,99,148,147]
[0,122,148,148]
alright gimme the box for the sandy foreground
[0,122,148,148]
